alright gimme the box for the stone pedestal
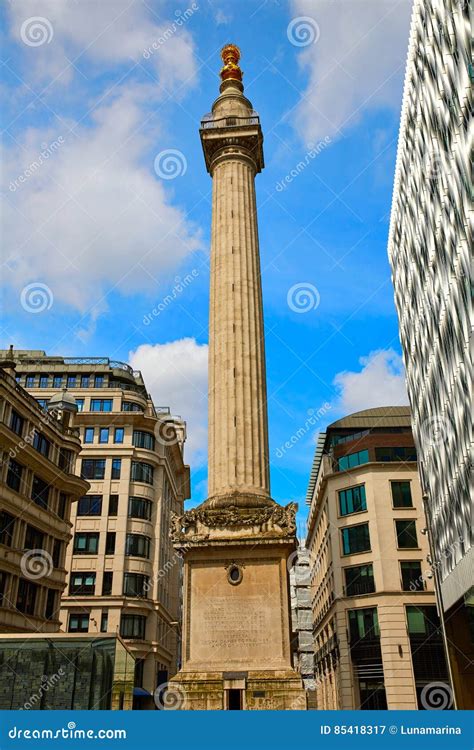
[168,502,306,710]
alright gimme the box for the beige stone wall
[308,459,436,710]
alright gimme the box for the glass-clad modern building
[0,634,134,710]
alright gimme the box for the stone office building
[1,350,190,707]
[0,352,88,632]
[306,407,450,710]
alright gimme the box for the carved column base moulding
[171,501,297,547]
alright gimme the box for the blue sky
[1,0,413,529]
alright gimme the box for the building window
[406,605,441,636]
[67,375,77,388]
[90,399,112,412]
[94,374,104,388]
[45,589,58,620]
[39,375,49,388]
[114,427,124,443]
[102,572,113,595]
[134,659,145,688]
[53,375,63,388]
[337,449,369,471]
[9,410,24,437]
[128,496,152,521]
[25,375,35,388]
[130,461,154,485]
[132,431,155,451]
[400,561,424,591]
[344,564,375,596]
[339,485,366,516]
[348,607,379,643]
[341,523,370,555]
[52,539,63,568]
[77,495,102,516]
[31,475,50,509]
[111,459,121,479]
[58,448,73,473]
[81,459,106,480]
[122,401,143,412]
[391,481,413,507]
[123,573,149,598]
[100,611,109,632]
[24,525,44,551]
[0,511,15,547]
[6,459,23,492]
[84,427,94,443]
[108,495,119,516]
[120,614,146,639]
[99,428,109,444]
[395,519,418,549]
[105,532,116,555]
[0,571,8,606]
[125,534,151,559]
[32,431,50,458]
[80,375,90,388]
[69,572,96,595]
[375,446,417,462]
[68,613,89,633]
[76,399,84,412]
[16,579,38,616]
[73,533,99,555]
[57,493,68,519]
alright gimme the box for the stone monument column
[168,46,305,711]
[204,47,270,506]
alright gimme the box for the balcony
[200,113,260,130]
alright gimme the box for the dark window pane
[337,450,369,471]
[339,485,367,515]
[125,534,150,558]
[391,481,413,507]
[73,533,99,554]
[16,579,38,615]
[68,613,89,632]
[348,607,379,642]
[31,475,49,509]
[69,572,96,595]
[102,572,113,595]
[81,459,106,480]
[6,460,23,492]
[344,564,375,596]
[123,573,149,598]
[33,431,50,458]
[77,495,102,516]
[0,511,15,546]
[341,523,371,555]
[10,410,24,436]
[132,431,155,450]
[396,520,418,548]
[401,561,423,591]
[111,459,121,479]
[131,462,154,485]
[105,532,116,555]
[120,614,146,639]
[108,495,119,516]
[128,497,152,520]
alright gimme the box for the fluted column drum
[208,154,270,502]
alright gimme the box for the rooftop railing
[200,113,260,130]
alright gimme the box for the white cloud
[129,338,208,466]
[2,85,202,313]
[7,0,198,89]
[333,348,408,414]
[289,0,412,144]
